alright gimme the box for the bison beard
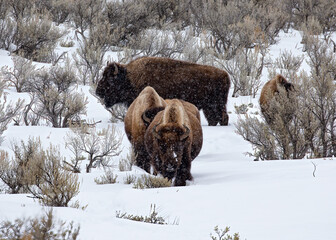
[96,57,230,126]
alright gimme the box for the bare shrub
[236,34,336,160]
[70,0,105,35]
[0,138,44,194]
[235,73,314,161]
[27,145,80,207]
[105,0,155,47]
[123,174,136,185]
[118,148,135,172]
[217,46,267,98]
[94,169,118,185]
[73,20,113,85]
[65,124,123,173]
[0,209,80,240]
[0,0,9,19]
[105,103,127,123]
[13,11,66,62]
[0,16,16,51]
[28,63,88,128]
[48,0,72,25]
[210,225,241,240]
[133,174,172,189]
[302,34,336,157]
[193,0,284,60]
[60,37,75,48]
[0,150,25,194]
[267,50,304,81]
[1,55,37,92]
[287,0,336,33]
[122,27,198,62]
[0,79,24,143]
[116,204,168,225]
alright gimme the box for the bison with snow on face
[259,74,295,124]
[96,56,230,126]
[124,86,167,172]
[145,99,203,186]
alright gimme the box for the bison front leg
[202,106,219,126]
[134,147,151,173]
[174,152,192,186]
[220,105,229,126]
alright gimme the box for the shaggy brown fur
[124,86,166,172]
[144,99,203,186]
[259,74,295,123]
[96,57,230,126]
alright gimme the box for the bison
[96,56,230,126]
[144,99,203,186]
[259,74,295,124]
[124,86,167,172]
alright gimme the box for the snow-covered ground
[0,30,335,240]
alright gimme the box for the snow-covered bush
[94,169,118,185]
[73,20,113,85]
[1,55,37,93]
[118,147,135,172]
[13,11,65,62]
[26,145,80,207]
[116,204,168,225]
[0,209,80,240]
[27,63,87,128]
[0,138,44,194]
[0,79,23,143]
[65,125,123,173]
[133,174,172,189]
[236,33,336,160]
[210,225,241,240]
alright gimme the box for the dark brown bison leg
[220,104,229,126]
[174,153,192,186]
[134,147,151,173]
[202,106,219,126]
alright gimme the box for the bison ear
[112,62,119,75]
[153,124,162,140]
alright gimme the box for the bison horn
[142,112,151,125]
[180,125,190,140]
[153,124,162,140]
[113,62,118,75]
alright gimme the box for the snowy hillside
[0,29,336,240]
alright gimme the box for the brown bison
[96,56,230,126]
[124,86,167,172]
[259,74,295,123]
[144,99,203,186]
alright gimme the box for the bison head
[96,62,131,108]
[152,124,190,179]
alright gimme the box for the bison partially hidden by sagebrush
[124,86,166,172]
[144,99,203,186]
[96,56,230,126]
[259,74,295,124]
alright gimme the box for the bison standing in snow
[124,86,166,172]
[144,99,203,186]
[259,74,295,124]
[96,56,230,126]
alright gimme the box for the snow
[0,30,336,240]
